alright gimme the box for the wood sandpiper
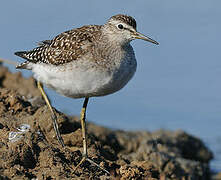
[15,14,159,174]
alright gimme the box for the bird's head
[104,14,159,45]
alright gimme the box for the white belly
[30,58,137,98]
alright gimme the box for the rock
[0,66,214,179]
[212,172,221,180]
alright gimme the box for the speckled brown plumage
[15,25,103,65]
[15,14,139,67]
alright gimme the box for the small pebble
[17,124,30,132]
[8,132,23,142]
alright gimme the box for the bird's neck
[98,36,129,61]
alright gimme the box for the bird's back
[15,25,103,68]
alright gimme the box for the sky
[1,0,221,171]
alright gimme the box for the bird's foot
[73,154,110,175]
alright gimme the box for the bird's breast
[31,47,137,98]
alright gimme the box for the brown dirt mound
[0,65,213,179]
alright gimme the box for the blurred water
[1,0,221,172]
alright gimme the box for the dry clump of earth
[0,65,214,179]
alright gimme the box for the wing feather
[15,25,102,65]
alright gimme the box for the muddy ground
[0,65,215,179]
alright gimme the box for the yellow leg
[73,98,109,174]
[81,97,89,157]
[37,81,65,147]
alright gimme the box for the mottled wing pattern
[15,25,102,66]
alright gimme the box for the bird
[15,14,159,173]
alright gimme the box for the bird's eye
[117,24,124,29]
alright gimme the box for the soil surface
[0,65,215,179]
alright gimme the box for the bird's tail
[14,51,30,69]
[15,61,29,69]
[14,51,28,59]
